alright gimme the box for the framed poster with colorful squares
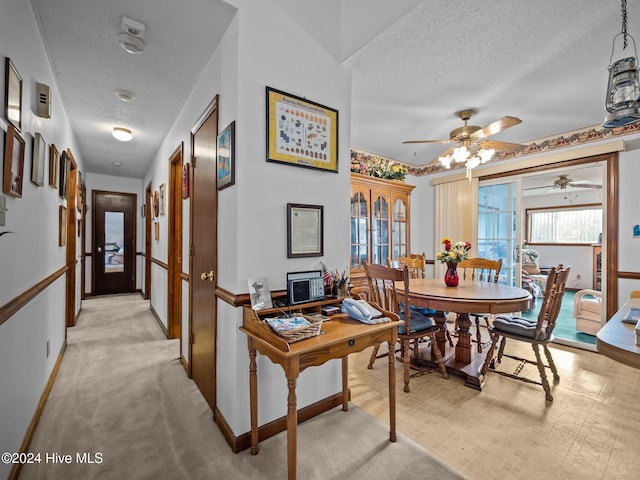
[266,86,338,173]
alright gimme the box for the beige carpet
[20,294,466,480]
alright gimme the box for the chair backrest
[631,290,640,299]
[364,263,412,331]
[458,257,502,283]
[388,256,425,279]
[534,264,571,340]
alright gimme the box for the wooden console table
[597,298,640,369]
[241,303,399,480]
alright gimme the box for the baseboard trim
[180,354,189,374]
[214,391,348,453]
[149,304,168,336]
[9,341,67,480]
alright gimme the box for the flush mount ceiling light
[116,90,135,102]
[603,0,640,128]
[112,127,133,142]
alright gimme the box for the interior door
[93,191,136,295]
[477,180,522,287]
[189,98,218,410]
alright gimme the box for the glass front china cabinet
[350,173,414,286]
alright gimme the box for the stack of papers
[266,316,310,333]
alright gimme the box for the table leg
[388,339,397,443]
[248,345,259,455]
[455,313,472,364]
[433,310,448,359]
[286,368,299,480]
[341,357,349,411]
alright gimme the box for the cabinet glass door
[372,194,389,265]
[392,198,408,258]
[350,191,368,268]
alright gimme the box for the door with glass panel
[477,181,521,287]
[92,191,136,295]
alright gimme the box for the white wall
[0,1,84,477]
[617,149,640,303]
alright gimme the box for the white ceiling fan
[525,174,602,194]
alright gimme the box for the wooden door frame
[65,150,78,328]
[167,144,183,340]
[145,182,152,300]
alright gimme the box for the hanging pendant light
[603,0,640,128]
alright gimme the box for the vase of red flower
[444,262,459,287]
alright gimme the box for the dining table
[596,298,640,370]
[397,278,532,389]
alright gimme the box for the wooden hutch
[350,172,415,287]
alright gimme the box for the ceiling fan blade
[471,116,522,139]
[524,184,555,191]
[402,139,455,145]
[570,183,602,189]
[477,140,525,152]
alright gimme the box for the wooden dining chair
[364,263,448,393]
[457,257,502,353]
[480,264,570,401]
[388,257,425,279]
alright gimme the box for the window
[526,205,602,244]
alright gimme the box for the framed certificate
[287,203,323,258]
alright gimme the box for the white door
[477,180,522,287]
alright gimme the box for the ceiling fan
[402,109,525,168]
[525,174,602,193]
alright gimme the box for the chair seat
[397,307,435,335]
[492,315,550,341]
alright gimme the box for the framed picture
[59,206,67,246]
[159,183,166,215]
[77,171,83,212]
[4,58,22,132]
[217,121,235,190]
[287,203,323,258]
[32,132,46,186]
[266,86,338,173]
[59,150,69,199]
[3,124,25,198]
[153,190,159,217]
[182,162,190,198]
[49,144,59,189]
[154,221,160,241]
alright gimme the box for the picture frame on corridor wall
[31,132,46,187]
[3,124,25,198]
[287,203,323,258]
[49,143,59,189]
[182,162,190,198]
[59,150,69,199]
[59,205,67,246]
[154,221,159,241]
[153,190,160,217]
[4,57,22,132]
[266,87,338,173]
[159,183,166,215]
[217,121,235,190]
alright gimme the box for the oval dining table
[396,278,532,390]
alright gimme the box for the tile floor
[348,336,640,480]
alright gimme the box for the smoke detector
[118,16,146,54]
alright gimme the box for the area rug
[19,294,465,480]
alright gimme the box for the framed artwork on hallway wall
[4,57,22,132]
[3,124,25,198]
[286,203,324,258]
[266,86,338,173]
[59,151,69,199]
[49,144,59,189]
[59,206,67,246]
[31,132,46,187]
[217,121,235,190]
[159,183,166,215]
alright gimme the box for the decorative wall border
[351,122,640,177]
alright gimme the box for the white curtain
[434,178,478,277]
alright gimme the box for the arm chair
[481,264,570,401]
[573,289,602,335]
[457,257,502,353]
[365,263,448,392]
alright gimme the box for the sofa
[573,289,602,335]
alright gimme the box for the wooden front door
[189,97,218,410]
[92,191,136,296]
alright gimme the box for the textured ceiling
[27,0,640,179]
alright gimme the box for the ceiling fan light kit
[603,0,640,128]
